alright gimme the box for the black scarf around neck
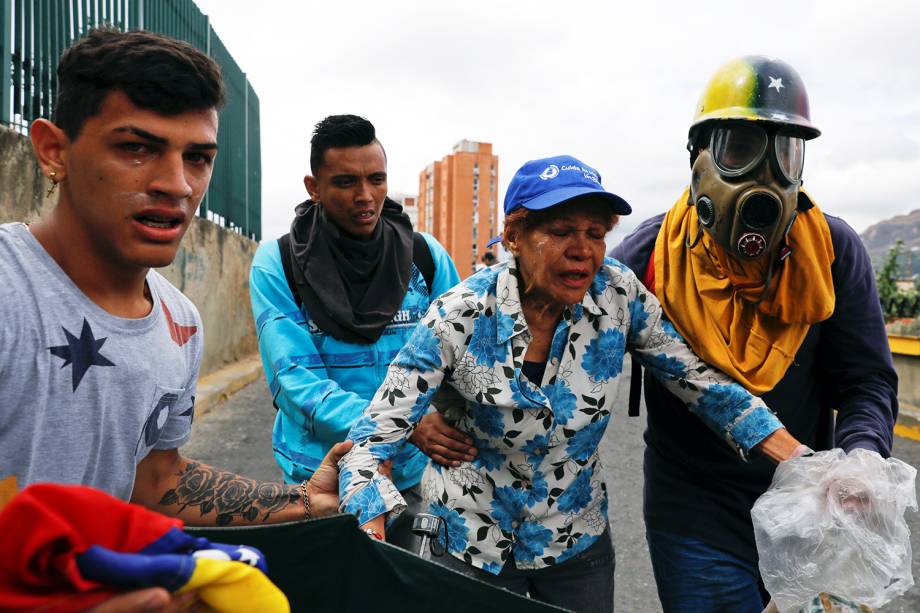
[287,198,414,344]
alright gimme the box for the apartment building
[389,192,419,229]
[417,140,499,278]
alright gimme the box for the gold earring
[46,171,58,197]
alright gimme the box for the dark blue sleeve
[820,215,898,455]
[608,214,666,278]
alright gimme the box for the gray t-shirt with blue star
[0,223,202,500]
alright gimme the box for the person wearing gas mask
[610,56,898,612]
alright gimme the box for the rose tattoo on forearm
[159,462,298,526]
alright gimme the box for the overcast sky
[194,0,920,245]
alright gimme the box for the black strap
[278,232,435,307]
[278,234,302,308]
[628,360,642,417]
[412,232,435,294]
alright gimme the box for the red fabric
[643,250,656,295]
[162,300,199,347]
[0,484,183,613]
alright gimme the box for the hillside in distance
[860,209,920,276]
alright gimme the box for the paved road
[185,358,920,612]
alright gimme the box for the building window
[472,224,479,272]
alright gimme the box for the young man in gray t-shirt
[0,222,203,501]
[0,31,348,609]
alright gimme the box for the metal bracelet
[299,480,311,519]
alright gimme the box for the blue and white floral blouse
[339,257,783,574]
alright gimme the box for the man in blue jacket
[610,56,898,612]
[250,115,466,547]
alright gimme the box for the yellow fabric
[176,557,290,613]
[0,476,18,511]
[693,57,761,124]
[654,188,836,394]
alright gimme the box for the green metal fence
[0,0,261,240]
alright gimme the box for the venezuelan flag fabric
[0,483,289,612]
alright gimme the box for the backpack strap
[279,232,435,306]
[277,234,302,308]
[412,232,436,295]
[628,360,642,417]
[626,250,657,418]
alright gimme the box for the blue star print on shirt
[49,318,115,391]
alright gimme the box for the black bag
[188,514,568,612]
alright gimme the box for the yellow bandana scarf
[654,188,836,394]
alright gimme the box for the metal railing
[1,0,261,240]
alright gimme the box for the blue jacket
[250,233,460,487]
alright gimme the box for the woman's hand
[359,514,387,542]
[409,413,477,467]
[755,428,804,464]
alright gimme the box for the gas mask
[689,122,806,260]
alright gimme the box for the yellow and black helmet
[689,55,820,149]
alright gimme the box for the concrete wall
[158,219,257,375]
[0,126,256,376]
[893,354,920,412]
[0,128,57,222]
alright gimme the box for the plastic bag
[762,593,873,613]
[752,448,917,613]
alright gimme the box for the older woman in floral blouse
[337,155,802,613]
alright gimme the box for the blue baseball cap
[487,155,631,247]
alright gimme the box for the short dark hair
[482,251,496,263]
[53,27,225,140]
[310,114,386,174]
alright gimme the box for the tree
[876,240,903,317]
[876,240,920,320]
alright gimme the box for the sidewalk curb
[899,402,920,422]
[195,354,263,417]
[895,402,920,443]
